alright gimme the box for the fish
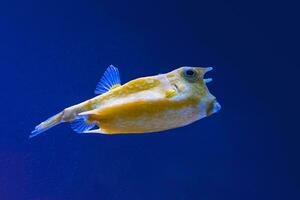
[30,65,221,138]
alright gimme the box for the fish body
[31,65,221,138]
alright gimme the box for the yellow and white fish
[30,65,221,138]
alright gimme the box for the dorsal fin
[95,65,121,95]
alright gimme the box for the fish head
[167,66,221,116]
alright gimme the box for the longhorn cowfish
[30,65,221,138]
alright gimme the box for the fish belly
[89,99,200,134]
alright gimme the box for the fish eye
[183,68,197,81]
[185,69,195,76]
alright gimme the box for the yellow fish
[30,65,221,138]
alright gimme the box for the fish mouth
[203,67,213,84]
[213,101,221,113]
[206,99,222,116]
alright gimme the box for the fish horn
[204,67,213,73]
[204,78,213,83]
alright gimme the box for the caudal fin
[30,112,64,138]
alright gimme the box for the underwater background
[1,0,299,199]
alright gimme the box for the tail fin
[30,111,64,138]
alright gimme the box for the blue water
[1,0,299,199]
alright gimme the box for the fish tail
[30,111,64,138]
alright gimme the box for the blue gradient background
[1,0,299,200]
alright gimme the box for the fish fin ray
[30,112,64,138]
[70,116,96,134]
[95,65,121,95]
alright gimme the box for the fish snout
[206,99,221,116]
